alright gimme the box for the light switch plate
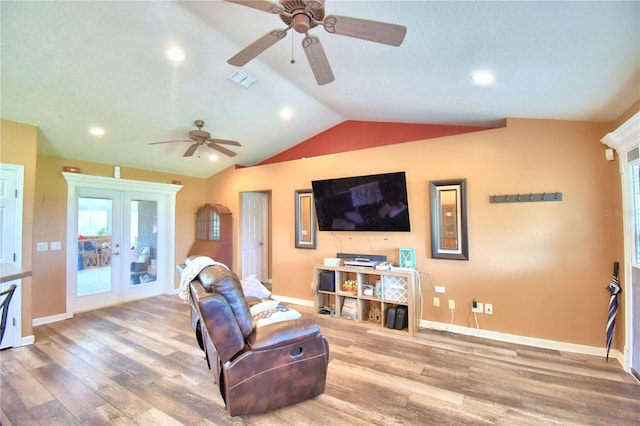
[36,242,48,251]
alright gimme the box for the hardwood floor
[1,295,638,425]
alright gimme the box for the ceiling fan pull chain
[290,30,296,64]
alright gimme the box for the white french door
[64,172,181,316]
[74,188,121,311]
[72,188,164,312]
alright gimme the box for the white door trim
[601,111,640,373]
[63,172,182,317]
[0,163,23,266]
[0,163,24,348]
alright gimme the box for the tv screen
[311,171,411,232]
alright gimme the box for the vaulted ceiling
[2,1,638,178]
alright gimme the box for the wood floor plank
[29,362,106,417]
[1,350,56,409]
[2,294,638,425]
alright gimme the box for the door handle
[114,243,120,248]
[113,251,120,256]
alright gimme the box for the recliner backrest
[197,265,254,338]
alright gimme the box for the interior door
[241,192,268,282]
[0,163,22,349]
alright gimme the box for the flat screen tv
[311,171,410,232]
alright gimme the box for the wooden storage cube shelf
[339,297,358,320]
[361,300,383,326]
[316,291,336,316]
[313,265,418,336]
[382,275,409,303]
[338,271,358,295]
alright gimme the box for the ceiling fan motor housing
[280,0,324,32]
[189,130,210,141]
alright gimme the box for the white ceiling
[2,1,638,178]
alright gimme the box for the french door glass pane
[129,199,158,285]
[77,197,112,295]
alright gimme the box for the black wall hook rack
[490,192,562,203]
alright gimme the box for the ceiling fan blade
[323,15,407,47]
[209,138,242,147]
[228,29,288,66]
[183,144,199,157]
[207,142,238,157]
[226,0,285,15]
[148,139,191,145]
[302,35,334,85]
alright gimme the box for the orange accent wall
[208,117,625,349]
[258,120,495,165]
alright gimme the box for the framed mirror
[430,179,468,260]
[295,189,317,249]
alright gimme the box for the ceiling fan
[226,0,407,85]
[149,120,241,158]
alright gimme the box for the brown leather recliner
[182,263,329,416]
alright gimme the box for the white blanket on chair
[178,256,229,303]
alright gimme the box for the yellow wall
[30,155,208,319]
[206,117,624,348]
[0,119,37,338]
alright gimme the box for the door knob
[114,243,120,248]
[113,251,120,256]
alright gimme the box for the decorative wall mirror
[295,189,317,249]
[430,179,468,260]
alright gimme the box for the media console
[313,264,420,336]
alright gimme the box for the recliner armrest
[247,319,321,351]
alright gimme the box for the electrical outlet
[434,286,445,293]
[472,302,484,313]
[433,297,440,307]
[485,304,493,315]
[448,299,455,309]
[50,241,62,251]
[36,242,48,252]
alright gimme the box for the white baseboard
[19,335,35,346]
[33,313,67,327]
[420,319,624,367]
[271,294,314,308]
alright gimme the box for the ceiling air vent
[228,70,257,89]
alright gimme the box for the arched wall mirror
[430,179,468,260]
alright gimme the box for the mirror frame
[430,179,468,260]
[295,189,317,249]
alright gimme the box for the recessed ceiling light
[471,70,495,86]
[89,127,105,136]
[166,46,186,62]
[209,154,219,161]
[280,107,293,120]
